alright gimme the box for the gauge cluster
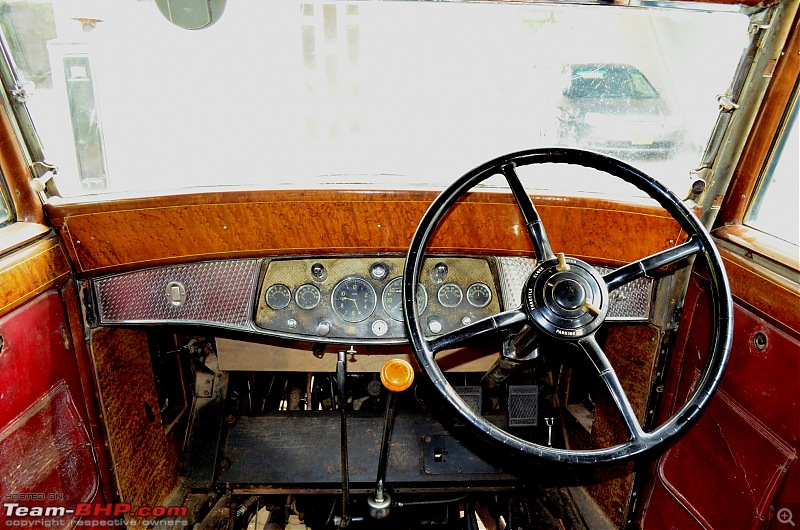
[254,257,502,343]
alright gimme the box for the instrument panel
[91,256,653,344]
[254,257,502,342]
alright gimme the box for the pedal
[508,385,538,427]
[453,386,482,415]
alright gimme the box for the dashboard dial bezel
[466,282,493,308]
[265,284,292,310]
[295,283,321,310]
[437,283,463,308]
[331,276,378,323]
[382,276,428,321]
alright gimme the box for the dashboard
[255,256,501,342]
[91,255,653,344]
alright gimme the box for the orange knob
[380,358,415,392]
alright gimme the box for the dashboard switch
[311,262,327,281]
[317,320,331,336]
[428,318,442,334]
[372,319,388,336]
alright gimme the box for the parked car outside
[557,63,686,158]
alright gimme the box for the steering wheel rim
[403,147,733,465]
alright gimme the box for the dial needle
[346,297,361,314]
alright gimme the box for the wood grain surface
[0,235,70,317]
[89,327,180,514]
[46,190,684,276]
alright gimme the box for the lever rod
[375,391,398,498]
[336,350,351,527]
[369,358,414,519]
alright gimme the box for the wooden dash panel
[89,327,180,513]
[0,236,71,317]
[47,190,682,276]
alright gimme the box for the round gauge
[331,277,377,323]
[466,282,492,308]
[295,283,321,310]
[265,284,291,310]
[382,277,428,321]
[437,283,463,308]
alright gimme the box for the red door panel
[643,286,799,529]
[0,290,103,527]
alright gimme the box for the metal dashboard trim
[91,255,654,345]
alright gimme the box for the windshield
[0,1,749,199]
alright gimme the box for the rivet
[76,240,81,244]
[223,226,228,230]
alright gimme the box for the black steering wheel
[402,148,733,465]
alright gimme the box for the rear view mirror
[154,0,227,30]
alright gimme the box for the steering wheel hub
[524,256,608,339]
[553,279,585,310]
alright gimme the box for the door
[0,53,112,529]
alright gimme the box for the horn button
[524,256,608,339]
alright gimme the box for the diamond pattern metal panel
[497,257,538,309]
[497,257,652,321]
[94,260,261,329]
[594,265,653,321]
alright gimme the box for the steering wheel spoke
[604,237,703,292]
[579,335,646,442]
[501,162,556,262]
[426,308,529,355]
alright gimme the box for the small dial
[437,283,463,308]
[466,283,492,308]
[265,284,291,310]
[382,277,428,321]
[295,284,321,310]
[332,277,377,323]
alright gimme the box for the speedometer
[382,277,427,321]
[331,277,377,323]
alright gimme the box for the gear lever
[368,358,415,520]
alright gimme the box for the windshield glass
[0,1,749,199]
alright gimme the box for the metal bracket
[192,359,216,398]
[30,161,59,193]
[716,94,740,112]
[10,81,33,104]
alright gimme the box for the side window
[0,177,12,227]
[745,91,799,248]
